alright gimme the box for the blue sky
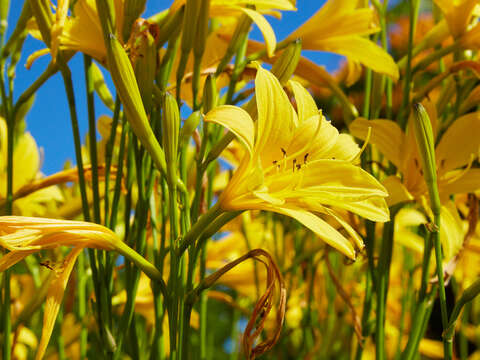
[7,0,340,175]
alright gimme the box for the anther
[296,164,301,170]
[281,148,287,157]
[293,159,297,172]
[304,153,309,164]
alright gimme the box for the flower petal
[435,111,480,172]
[205,105,255,156]
[440,202,464,261]
[288,116,339,160]
[35,247,83,360]
[328,133,360,162]
[350,118,405,169]
[0,250,37,272]
[288,80,319,122]
[335,196,390,223]
[383,175,414,207]
[313,36,399,80]
[271,206,356,259]
[440,168,480,197]
[238,7,276,57]
[298,159,389,201]
[254,63,298,167]
[288,0,377,40]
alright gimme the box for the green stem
[177,202,223,255]
[432,212,450,358]
[444,278,480,348]
[1,53,12,360]
[115,236,167,297]
[398,0,420,130]
[103,96,121,228]
[375,211,397,360]
[401,286,438,360]
[84,55,101,223]
[77,251,88,359]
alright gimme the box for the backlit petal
[288,80,319,122]
[254,63,297,166]
[383,176,414,207]
[205,105,255,156]
[35,247,83,360]
[312,36,399,80]
[440,202,464,261]
[435,112,480,172]
[271,206,356,259]
[238,7,276,57]
[350,118,404,169]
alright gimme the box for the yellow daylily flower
[434,0,479,38]
[285,0,399,80]
[28,0,125,66]
[205,64,389,259]
[0,216,129,360]
[350,108,480,207]
[350,105,480,260]
[170,0,296,57]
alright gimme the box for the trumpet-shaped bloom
[0,216,121,360]
[27,0,125,66]
[170,0,296,57]
[350,105,480,259]
[205,64,389,259]
[434,0,479,38]
[286,0,399,80]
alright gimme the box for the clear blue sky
[8,0,340,175]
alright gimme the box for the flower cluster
[0,0,479,359]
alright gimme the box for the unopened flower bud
[203,75,217,113]
[91,62,115,111]
[162,93,180,172]
[271,39,302,85]
[412,103,441,215]
[179,111,202,147]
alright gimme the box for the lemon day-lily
[169,0,296,58]
[204,64,389,259]
[27,0,126,67]
[0,216,164,359]
[350,104,480,260]
[285,0,399,80]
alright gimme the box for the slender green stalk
[1,46,12,360]
[77,251,88,359]
[177,202,223,255]
[375,211,397,360]
[398,0,420,130]
[362,69,372,119]
[103,96,121,228]
[84,55,101,223]
[432,212,451,358]
[401,286,438,360]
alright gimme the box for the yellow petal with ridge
[205,105,255,156]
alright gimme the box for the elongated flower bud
[122,0,147,42]
[412,103,441,215]
[179,111,202,147]
[193,0,210,59]
[91,62,115,111]
[131,21,157,113]
[95,0,168,177]
[271,39,302,85]
[203,75,217,113]
[162,93,180,185]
